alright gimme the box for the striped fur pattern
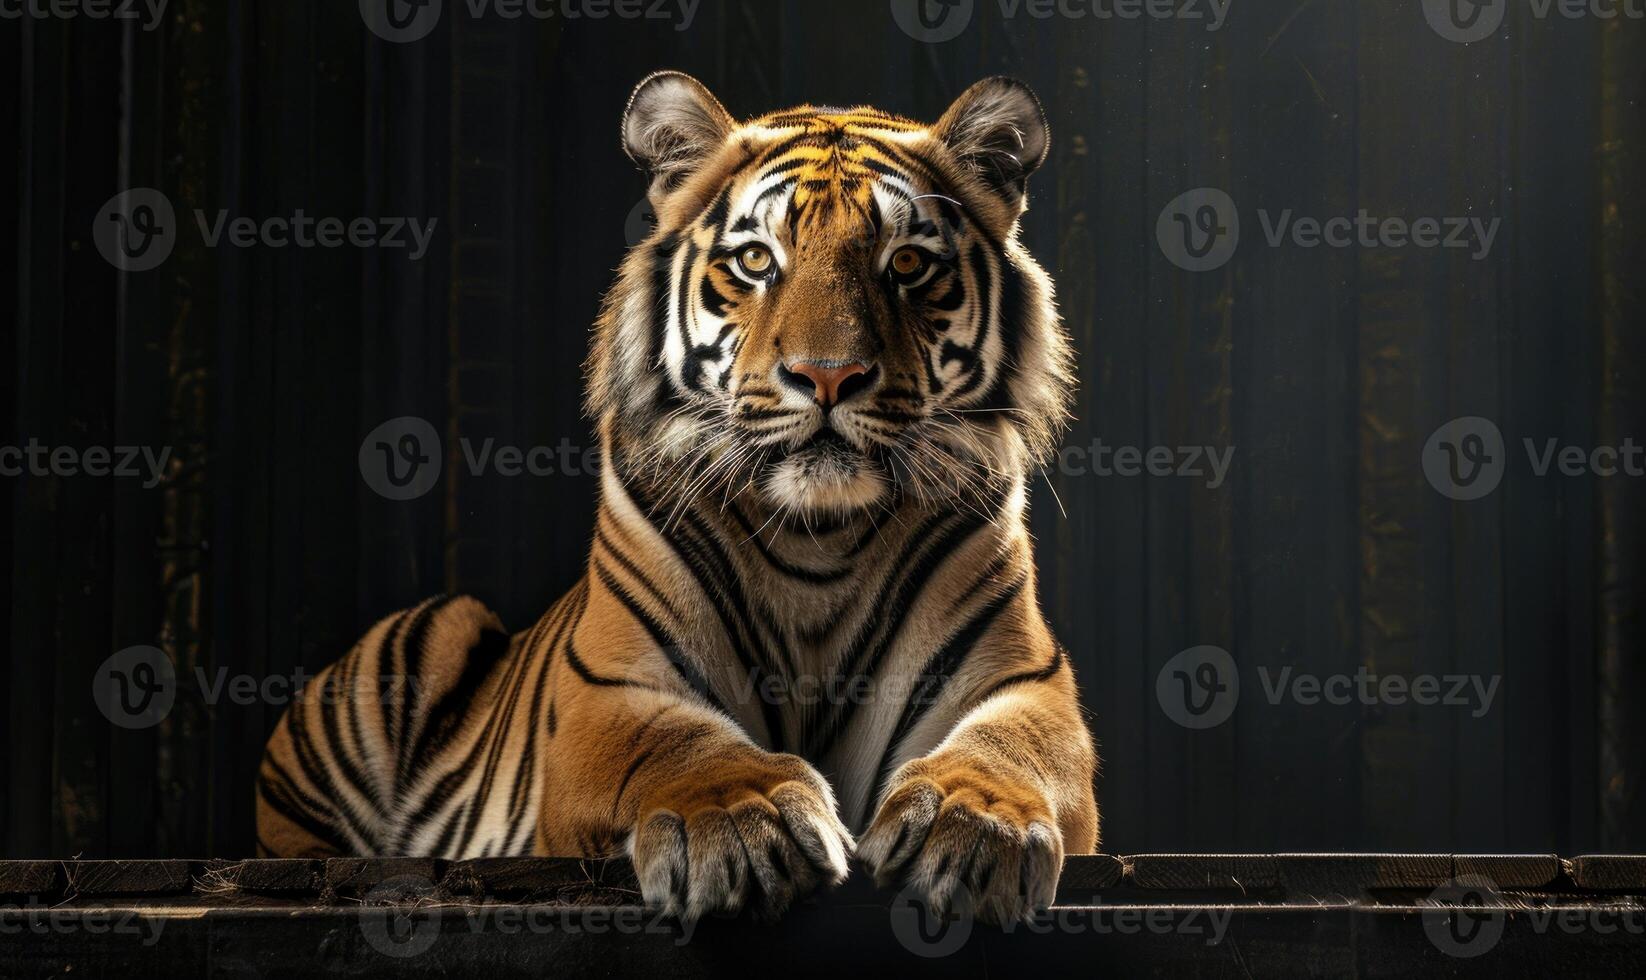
[258,73,1098,925]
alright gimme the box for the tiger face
[590,72,1072,520]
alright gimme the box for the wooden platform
[4,854,1645,977]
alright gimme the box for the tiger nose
[779,361,877,410]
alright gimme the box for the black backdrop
[4,0,1644,859]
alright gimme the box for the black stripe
[317,657,383,817]
[429,799,470,858]
[649,233,681,409]
[414,628,512,761]
[621,480,783,689]
[949,244,994,399]
[701,184,732,232]
[726,505,855,585]
[808,513,982,757]
[593,559,732,719]
[396,594,583,854]
[597,524,685,626]
[977,254,1027,412]
[866,575,1028,818]
[566,633,647,688]
[753,174,799,208]
[284,693,378,851]
[976,646,1068,703]
[393,596,461,779]
[257,761,347,853]
[673,240,701,384]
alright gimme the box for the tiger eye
[891,247,924,276]
[739,245,773,275]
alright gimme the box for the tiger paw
[857,757,1063,926]
[628,753,854,922]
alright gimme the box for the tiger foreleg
[856,656,1098,926]
[542,642,853,922]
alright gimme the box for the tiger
[257,71,1098,926]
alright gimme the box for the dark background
[3,0,1643,859]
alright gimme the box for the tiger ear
[622,71,736,205]
[933,77,1049,207]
